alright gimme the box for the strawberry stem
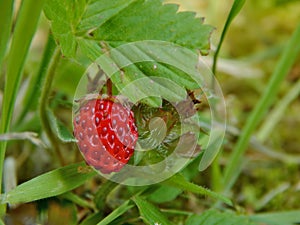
[39,47,66,166]
[106,78,113,96]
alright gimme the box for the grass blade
[0,0,14,68]
[0,0,46,194]
[186,209,257,225]
[164,174,233,207]
[80,212,103,225]
[16,32,56,124]
[1,162,96,205]
[257,78,300,142]
[223,23,300,192]
[250,210,300,225]
[212,0,246,74]
[97,200,134,225]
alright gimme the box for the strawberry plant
[1,0,300,224]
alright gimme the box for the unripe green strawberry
[132,101,180,164]
[132,100,201,165]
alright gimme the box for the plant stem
[106,78,113,96]
[39,48,65,166]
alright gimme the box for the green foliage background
[0,0,300,224]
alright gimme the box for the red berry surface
[73,97,138,174]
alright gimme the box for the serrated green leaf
[92,0,213,51]
[78,40,197,107]
[77,38,103,62]
[1,162,96,205]
[47,109,77,143]
[132,196,172,225]
[163,174,233,207]
[78,39,201,90]
[186,210,257,225]
[43,0,77,57]
[109,41,200,89]
[44,0,213,58]
[76,0,135,33]
[45,0,213,109]
[78,40,204,108]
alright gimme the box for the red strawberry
[73,96,138,174]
